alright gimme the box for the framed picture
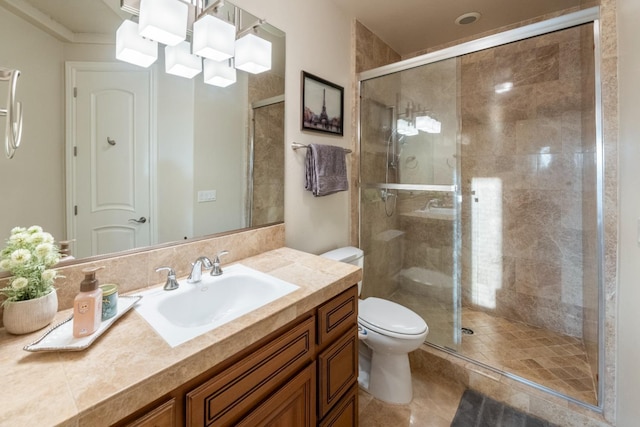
[301,71,344,136]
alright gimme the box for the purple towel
[304,143,349,196]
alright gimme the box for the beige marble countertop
[0,247,361,427]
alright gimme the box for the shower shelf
[363,183,457,192]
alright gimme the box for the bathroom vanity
[0,247,361,426]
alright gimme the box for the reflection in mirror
[0,0,285,260]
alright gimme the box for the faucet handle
[156,266,179,291]
[214,250,229,263]
[211,250,229,276]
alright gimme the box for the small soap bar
[100,284,118,321]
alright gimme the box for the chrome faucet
[211,250,229,276]
[422,198,440,211]
[187,256,213,283]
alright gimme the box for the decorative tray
[23,295,142,352]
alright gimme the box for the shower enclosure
[358,9,602,408]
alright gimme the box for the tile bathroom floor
[389,290,598,406]
[458,308,597,405]
[358,365,465,426]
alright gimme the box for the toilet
[320,246,428,405]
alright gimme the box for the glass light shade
[139,0,188,46]
[193,15,236,61]
[116,20,158,68]
[415,115,442,133]
[234,33,272,74]
[203,59,237,87]
[404,124,419,136]
[397,118,410,135]
[165,42,202,78]
[494,81,513,94]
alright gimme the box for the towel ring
[0,67,23,159]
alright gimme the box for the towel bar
[291,142,352,153]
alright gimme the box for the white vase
[3,289,58,335]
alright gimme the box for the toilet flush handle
[358,325,368,340]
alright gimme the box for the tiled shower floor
[388,289,598,406]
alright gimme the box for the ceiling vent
[455,12,481,25]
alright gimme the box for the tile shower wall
[356,21,403,299]
[351,19,401,252]
[248,74,285,227]
[459,25,596,338]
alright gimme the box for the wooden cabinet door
[236,362,316,427]
[317,330,358,418]
[319,385,358,427]
[124,399,175,427]
[186,317,315,427]
[317,287,357,350]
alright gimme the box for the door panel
[71,64,151,258]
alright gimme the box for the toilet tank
[320,246,364,295]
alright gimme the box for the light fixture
[397,118,410,135]
[116,20,158,68]
[204,58,237,87]
[138,0,188,46]
[165,41,202,78]
[397,119,419,136]
[193,14,236,61]
[116,0,274,86]
[415,115,441,133]
[494,82,513,94]
[235,32,272,74]
[404,124,419,136]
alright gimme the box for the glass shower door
[359,59,461,351]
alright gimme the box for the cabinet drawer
[125,399,175,427]
[186,316,315,427]
[236,362,316,427]
[317,286,357,349]
[317,329,358,418]
[319,384,358,427]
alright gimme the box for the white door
[68,63,153,258]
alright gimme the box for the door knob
[129,217,147,224]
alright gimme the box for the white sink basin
[134,264,299,347]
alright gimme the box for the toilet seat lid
[358,297,428,337]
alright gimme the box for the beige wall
[0,9,65,240]
[616,0,640,424]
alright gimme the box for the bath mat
[451,389,559,427]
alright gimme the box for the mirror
[0,0,285,259]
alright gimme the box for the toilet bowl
[320,246,429,405]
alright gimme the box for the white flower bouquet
[0,226,62,303]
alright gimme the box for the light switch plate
[197,190,217,202]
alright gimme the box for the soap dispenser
[73,267,104,338]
